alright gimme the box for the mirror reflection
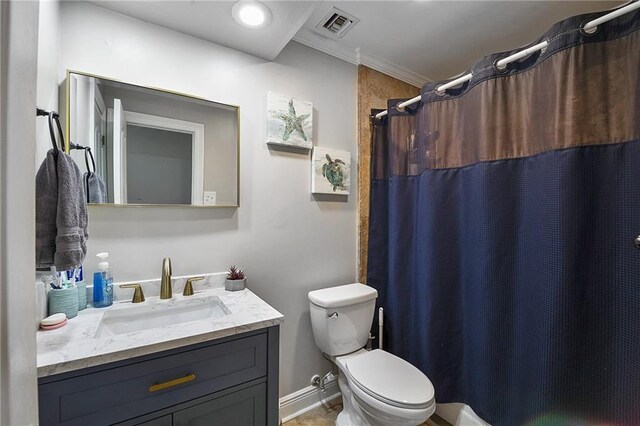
[67,71,239,207]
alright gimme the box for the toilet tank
[308,284,378,356]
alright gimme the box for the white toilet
[308,283,436,426]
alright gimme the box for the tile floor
[283,396,451,426]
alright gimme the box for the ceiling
[91,0,624,87]
[89,1,321,61]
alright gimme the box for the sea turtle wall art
[267,92,313,149]
[311,147,351,195]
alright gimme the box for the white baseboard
[279,378,341,424]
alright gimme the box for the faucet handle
[183,276,205,296]
[119,284,146,303]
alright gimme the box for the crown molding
[292,31,429,88]
[292,32,359,64]
[358,52,429,88]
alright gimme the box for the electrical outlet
[204,191,217,206]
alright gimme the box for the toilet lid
[346,350,435,409]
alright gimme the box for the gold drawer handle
[148,374,196,393]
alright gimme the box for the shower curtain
[367,6,640,426]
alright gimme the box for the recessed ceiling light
[232,0,272,29]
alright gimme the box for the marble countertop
[37,275,283,378]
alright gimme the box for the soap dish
[40,319,68,331]
[40,313,67,330]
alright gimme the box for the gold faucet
[160,257,172,299]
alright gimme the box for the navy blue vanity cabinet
[38,326,279,426]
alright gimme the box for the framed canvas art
[311,147,350,195]
[266,92,313,149]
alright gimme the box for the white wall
[1,1,40,424]
[59,2,358,397]
[36,0,59,166]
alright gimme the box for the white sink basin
[95,296,231,338]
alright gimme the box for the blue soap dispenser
[93,252,113,308]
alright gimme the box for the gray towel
[84,172,107,203]
[36,150,58,268]
[36,149,88,271]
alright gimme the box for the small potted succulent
[225,265,246,291]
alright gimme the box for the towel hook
[52,113,65,151]
[71,143,96,174]
[38,108,64,154]
[47,113,59,153]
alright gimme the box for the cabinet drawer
[39,333,267,426]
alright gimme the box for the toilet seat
[345,350,435,409]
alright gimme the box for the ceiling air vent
[314,7,359,40]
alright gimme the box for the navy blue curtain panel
[367,5,640,426]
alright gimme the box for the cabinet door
[132,415,172,426]
[173,383,266,426]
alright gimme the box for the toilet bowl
[308,284,436,426]
[335,349,435,426]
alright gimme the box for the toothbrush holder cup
[48,287,79,319]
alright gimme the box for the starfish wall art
[266,92,313,149]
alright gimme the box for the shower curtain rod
[374,0,640,120]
